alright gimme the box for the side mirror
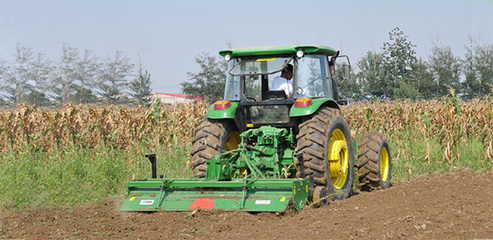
[338,55,351,80]
[342,64,351,80]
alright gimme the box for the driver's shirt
[272,76,293,95]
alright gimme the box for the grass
[0,142,192,210]
[388,137,491,182]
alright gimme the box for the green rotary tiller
[120,126,314,212]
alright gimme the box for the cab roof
[219,45,338,58]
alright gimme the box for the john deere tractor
[120,45,391,212]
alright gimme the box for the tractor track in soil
[1,170,492,239]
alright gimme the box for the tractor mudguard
[289,98,339,117]
[206,101,239,119]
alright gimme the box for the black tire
[357,132,392,191]
[189,119,240,178]
[296,107,355,200]
[312,186,329,207]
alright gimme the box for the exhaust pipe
[145,153,157,178]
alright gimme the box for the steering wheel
[295,87,310,98]
[296,76,323,97]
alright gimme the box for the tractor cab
[215,45,350,132]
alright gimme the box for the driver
[272,64,293,97]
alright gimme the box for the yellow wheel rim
[224,131,240,151]
[380,146,390,182]
[225,131,241,178]
[327,129,348,190]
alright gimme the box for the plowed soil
[1,170,492,239]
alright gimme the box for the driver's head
[282,64,293,80]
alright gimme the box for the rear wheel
[357,132,392,190]
[296,107,355,200]
[189,119,240,178]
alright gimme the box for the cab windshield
[230,57,292,76]
[224,54,334,101]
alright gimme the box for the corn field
[1,97,493,164]
[345,98,493,164]
[0,102,209,151]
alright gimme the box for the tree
[181,53,227,102]
[51,45,79,104]
[22,90,50,105]
[412,58,435,99]
[4,44,34,104]
[97,51,134,104]
[128,52,152,105]
[356,51,385,98]
[28,52,52,105]
[0,59,8,102]
[72,49,98,103]
[128,70,152,105]
[462,37,493,98]
[1,45,51,105]
[67,88,97,103]
[474,41,493,96]
[381,27,418,99]
[428,43,461,97]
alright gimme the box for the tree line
[3,27,491,107]
[183,27,493,101]
[337,27,493,100]
[0,44,152,106]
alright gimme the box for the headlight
[296,50,304,58]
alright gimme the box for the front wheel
[357,132,392,191]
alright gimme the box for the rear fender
[289,98,339,117]
[206,101,239,119]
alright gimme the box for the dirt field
[1,170,492,240]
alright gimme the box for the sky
[1,0,492,94]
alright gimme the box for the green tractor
[120,45,391,212]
